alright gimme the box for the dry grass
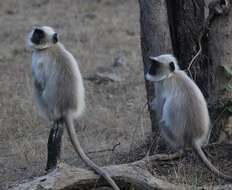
[0,0,150,189]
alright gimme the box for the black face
[148,59,160,76]
[31,28,45,45]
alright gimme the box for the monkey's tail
[64,114,120,190]
[193,141,232,181]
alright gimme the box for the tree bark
[138,0,173,137]
[207,0,232,142]
[166,0,211,96]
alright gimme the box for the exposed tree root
[9,143,232,190]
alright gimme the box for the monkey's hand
[150,97,166,119]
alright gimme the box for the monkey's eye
[169,61,175,72]
[53,33,58,44]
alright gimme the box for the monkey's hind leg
[46,118,64,172]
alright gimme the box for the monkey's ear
[53,33,59,44]
[169,61,175,72]
[149,56,160,65]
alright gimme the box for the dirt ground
[0,0,151,189]
[1,0,232,189]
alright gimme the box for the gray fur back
[32,43,85,121]
[154,70,210,149]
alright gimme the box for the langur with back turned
[27,26,120,190]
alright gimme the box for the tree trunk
[166,0,211,96]
[207,0,232,142]
[138,0,173,138]
[139,0,232,145]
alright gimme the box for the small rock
[85,67,121,83]
[113,50,127,67]
[126,29,135,36]
[84,13,97,20]
[5,9,15,15]
[95,71,121,82]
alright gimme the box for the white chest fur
[32,52,52,83]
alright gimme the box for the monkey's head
[145,54,179,82]
[28,26,59,50]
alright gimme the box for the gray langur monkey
[145,54,232,181]
[27,26,120,190]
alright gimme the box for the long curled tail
[193,141,232,182]
[64,114,120,190]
